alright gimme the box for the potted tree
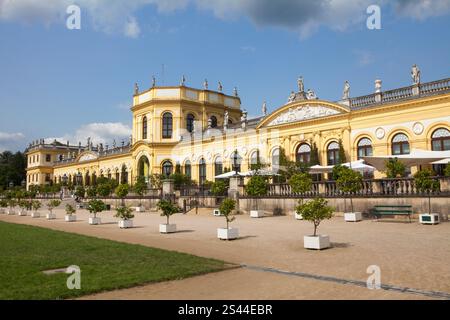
[289,172,312,220]
[298,197,334,250]
[87,199,106,225]
[245,176,267,218]
[96,179,113,210]
[157,199,179,233]
[65,203,77,222]
[211,180,227,215]
[31,200,41,218]
[133,177,147,212]
[115,183,129,207]
[414,169,440,225]
[74,186,86,209]
[46,199,61,220]
[7,199,17,215]
[17,200,28,216]
[336,167,363,222]
[115,206,135,228]
[0,199,7,214]
[217,198,238,240]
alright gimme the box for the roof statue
[342,81,350,100]
[411,64,421,85]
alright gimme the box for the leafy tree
[87,199,107,218]
[0,151,26,189]
[219,198,236,229]
[7,199,17,211]
[289,172,312,206]
[115,184,129,205]
[114,206,135,221]
[149,174,164,189]
[211,180,227,196]
[74,186,85,199]
[169,173,192,189]
[337,139,347,164]
[0,199,8,210]
[157,199,180,225]
[414,169,439,214]
[384,158,406,178]
[336,167,363,213]
[133,176,147,206]
[245,176,268,196]
[309,141,320,166]
[65,204,76,216]
[96,182,113,198]
[31,200,41,212]
[297,197,334,236]
[86,186,97,198]
[444,165,450,177]
[47,199,61,214]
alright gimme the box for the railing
[348,78,450,109]
[179,185,215,197]
[248,177,448,198]
[53,146,131,165]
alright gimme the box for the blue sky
[1,0,450,152]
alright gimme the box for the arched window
[431,128,450,151]
[162,113,173,138]
[186,114,195,133]
[115,169,120,181]
[391,133,410,155]
[214,156,223,178]
[199,158,207,185]
[142,116,147,139]
[121,165,128,184]
[85,171,91,186]
[296,144,311,164]
[250,151,260,169]
[272,148,280,170]
[327,142,340,165]
[138,156,150,179]
[357,138,373,159]
[184,160,191,178]
[210,116,218,128]
[231,151,242,172]
[162,160,173,177]
[107,170,111,180]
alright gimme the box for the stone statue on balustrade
[411,64,421,85]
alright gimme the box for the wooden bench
[371,205,413,223]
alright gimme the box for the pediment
[76,151,98,162]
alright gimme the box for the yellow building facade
[26,71,450,189]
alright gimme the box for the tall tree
[0,151,26,188]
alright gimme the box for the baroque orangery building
[26,67,450,189]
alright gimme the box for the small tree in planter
[133,177,147,212]
[217,198,238,240]
[115,206,135,229]
[0,199,7,214]
[245,176,268,218]
[211,180,227,213]
[289,172,312,220]
[74,186,85,209]
[17,200,29,216]
[384,158,406,178]
[336,167,363,222]
[115,183,129,207]
[157,199,179,233]
[31,200,41,218]
[7,199,17,215]
[87,199,106,225]
[46,199,61,220]
[297,197,334,250]
[65,204,77,222]
[414,169,440,225]
[86,186,97,199]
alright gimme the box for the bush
[296,197,334,236]
[31,200,41,211]
[86,186,97,198]
[47,199,61,213]
[114,206,135,221]
[115,184,129,199]
[157,199,180,225]
[0,199,8,208]
[245,176,268,197]
[65,204,76,215]
[169,173,192,189]
[74,186,85,199]
[87,199,107,218]
[385,158,406,178]
[211,180,227,196]
[7,199,17,208]
[96,182,113,198]
[444,165,450,177]
[219,198,236,229]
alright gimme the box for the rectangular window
[45,154,51,162]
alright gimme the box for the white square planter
[89,217,101,225]
[46,213,56,220]
[250,210,264,218]
[419,213,440,225]
[31,212,40,218]
[159,223,177,233]
[344,212,362,222]
[65,215,77,222]
[119,219,133,228]
[217,228,239,240]
[0,208,4,214]
[295,212,303,220]
[7,209,15,215]
[135,206,145,212]
[213,209,222,216]
[304,235,330,250]
[18,210,27,216]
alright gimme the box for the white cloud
[45,122,132,147]
[1,0,449,38]
[0,131,26,152]
[353,50,375,66]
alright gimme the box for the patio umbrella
[430,158,450,165]
[309,160,375,174]
[214,171,240,179]
[239,169,280,177]
[362,149,450,170]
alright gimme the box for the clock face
[375,127,385,139]
[413,122,424,135]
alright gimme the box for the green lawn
[0,221,228,300]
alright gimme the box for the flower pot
[294,212,303,220]
[89,217,101,225]
[344,212,362,222]
[18,209,27,216]
[46,213,56,220]
[135,206,145,212]
[303,235,330,250]
[419,213,440,225]
[250,210,264,218]
[65,215,77,222]
[217,228,239,240]
[31,212,40,218]
[213,209,222,216]
[119,219,133,228]
[159,223,176,233]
